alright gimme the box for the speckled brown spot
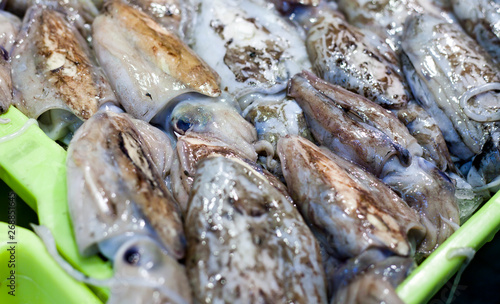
[35,10,98,119]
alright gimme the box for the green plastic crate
[0,106,499,304]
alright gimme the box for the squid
[65,109,191,303]
[185,156,327,303]
[92,0,221,123]
[11,6,117,141]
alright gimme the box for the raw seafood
[11,6,116,140]
[185,156,327,303]
[402,13,500,158]
[242,94,314,158]
[306,9,409,109]
[7,0,99,36]
[277,135,426,302]
[288,72,459,255]
[1,1,492,302]
[0,9,20,113]
[190,0,312,154]
[0,50,12,114]
[169,99,264,209]
[66,109,191,302]
[191,0,309,99]
[277,135,425,259]
[451,0,500,63]
[402,13,500,194]
[127,0,195,42]
[170,100,259,158]
[132,117,175,179]
[34,226,192,304]
[169,98,287,209]
[328,250,414,304]
[396,100,456,172]
[289,71,413,176]
[301,5,454,171]
[92,0,220,122]
[336,0,448,51]
[67,110,184,259]
[0,10,21,53]
[107,236,192,304]
[382,156,459,255]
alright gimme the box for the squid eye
[176,119,192,133]
[123,246,141,265]
[172,116,193,134]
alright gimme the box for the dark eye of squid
[175,118,193,134]
[123,246,141,265]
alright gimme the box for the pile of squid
[1,0,499,303]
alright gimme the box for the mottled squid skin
[169,99,291,211]
[169,100,263,209]
[171,100,259,157]
[11,6,116,139]
[127,0,187,38]
[335,0,446,51]
[452,0,500,63]
[277,135,424,259]
[306,10,410,109]
[402,14,500,160]
[92,0,220,122]
[382,156,459,256]
[242,94,314,158]
[331,273,404,304]
[301,5,454,171]
[6,0,99,29]
[322,227,415,303]
[395,99,456,172]
[288,72,459,256]
[67,110,185,259]
[319,147,426,248]
[0,10,21,53]
[329,249,414,295]
[0,11,19,114]
[191,0,310,100]
[132,118,175,179]
[327,251,412,304]
[172,132,292,212]
[298,71,422,156]
[171,133,256,212]
[0,53,11,114]
[190,0,312,154]
[288,72,412,176]
[186,156,327,304]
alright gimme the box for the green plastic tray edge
[0,106,112,302]
[0,223,102,304]
[396,190,500,303]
